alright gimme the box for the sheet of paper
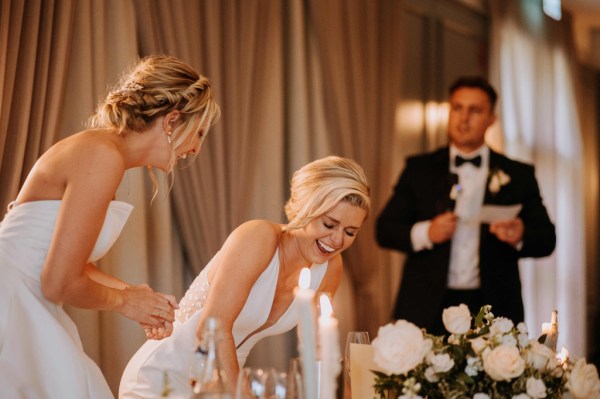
[350,343,383,399]
[479,204,522,223]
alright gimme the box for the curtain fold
[0,0,75,212]
[490,0,586,356]
[306,0,404,335]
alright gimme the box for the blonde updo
[283,156,370,231]
[89,55,220,172]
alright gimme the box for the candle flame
[299,267,311,289]
[320,294,333,318]
[557,346,569,364]
[541,322,552,334]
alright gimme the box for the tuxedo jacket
[376,147,556,330]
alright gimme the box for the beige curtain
[0,0,75,211]
[490,1,586,356]
[306,0,405,335]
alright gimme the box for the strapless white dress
[119,248,328,399]
[0,200,134,399]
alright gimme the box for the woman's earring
[167,132,172,144]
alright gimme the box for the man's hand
[490,217,524,246]
[428,211,458,244]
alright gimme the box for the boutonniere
[449,183,462,201]
[488,167,511,194]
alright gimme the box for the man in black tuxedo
[376,76,556,335]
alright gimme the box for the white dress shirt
[410,145,490,289]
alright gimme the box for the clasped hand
[120,284,178,340]
[489,217,524,246]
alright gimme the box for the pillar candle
[318,294,341,399]
[295,267,318,399]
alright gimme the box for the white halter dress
[0,200,133,399]
[119,248,328,399]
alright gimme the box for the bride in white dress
[120,156,371,398]
[0,55,220,398]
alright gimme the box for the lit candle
[318,294,341,399]
[541,323,552,335]
[295,268,318,399]
[541,310,559,350]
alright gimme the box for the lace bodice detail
[176,266,211,323]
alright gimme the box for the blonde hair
[88,55,221,193]
[284,156,370,231]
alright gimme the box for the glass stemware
[285,358,304,399]
[235,368,266,399]
[262,368,286,399]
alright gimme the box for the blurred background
[1,0,599,395]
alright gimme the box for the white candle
[295,268,318,399]
[318,294,341,399]
[541,322,552,335]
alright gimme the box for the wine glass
[235,367,266,399]
[262,368,287,399]
[344,331,370,399]
[285,358,304,399]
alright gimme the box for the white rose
[465,356,482,376]
[442,304,472,334]
[502,334,518,347]
[448,334,460,345]
[424,366,438,382]
[427,353,455,373]
[470,337,488,353]
[525,341,555,370]
[517,322,528,334]
[498,170,511,185]
[490,317,514,336]
[526,376,547,398]
[566,358,600,399]
[489,176,501,193]
[482,344,525,381]
[548,356,564,377]
[473,394,491,399]
[372,320,432,375]
[518,333,530,348]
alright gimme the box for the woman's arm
[39,139,175,327]
[84,263,129,289]
[195,220,280,389]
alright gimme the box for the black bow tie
[455,155,482,168]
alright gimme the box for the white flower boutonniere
[488,168,511,194]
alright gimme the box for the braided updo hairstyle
[89,55,220,173]
[283,156,370,231]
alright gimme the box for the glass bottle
[192,317,233,399]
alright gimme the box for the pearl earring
[167,132,172,144]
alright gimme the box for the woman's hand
[118,284,178,327]
[143,320,174,340]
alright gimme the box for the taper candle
[318,294,341,399]
[295,268,318,399]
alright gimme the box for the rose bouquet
[371,305,600,399]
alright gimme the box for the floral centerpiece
[371,305,600,399]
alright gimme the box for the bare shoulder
[19,130,125,202]
[209,220,281,284]
[53,130,124,170]
[222,220,281,261]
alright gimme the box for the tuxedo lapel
[431,148,456,213]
